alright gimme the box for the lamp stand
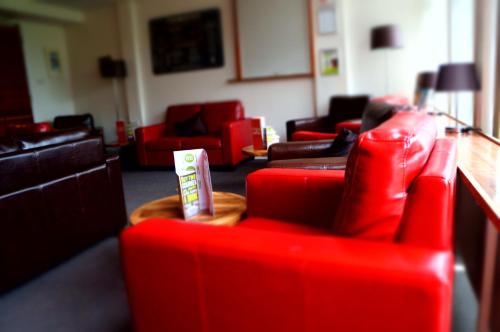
[445,93,463,133]
[384,51,389,95]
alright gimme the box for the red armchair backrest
[165,103,202,136]
[397,138,457,250]
[332,112,438,242]
[201,100,245,135]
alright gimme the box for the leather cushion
[180,136,222,150]
[18,129,90,150]
[53,114,94,130]
[238,217,331,236]
[335,119,362,134]
[267,156,347,170]
[0,137,20,155]
[332,112,437,241]
[360,102,396,133]
[175,112,208,137]
[292,131,338,141]
[328,95,370,125]
[145,137,182,151]
[326,129,357,157]
[201,100,244,135]
[0,137,104,196]
[165,104,202,136]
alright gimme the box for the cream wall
[66,5,125,142]
[18,20,76,122]
[122,0,315,139]
[343,0,449,105]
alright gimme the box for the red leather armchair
[121,112,456,332]
[135,100,252,167]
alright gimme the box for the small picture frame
[45,48,63,77]
[320,49,339,76]
[317,4,337,35]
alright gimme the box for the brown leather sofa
[286,95,370,141]
[269,102,397,169]
[0,130,127,293]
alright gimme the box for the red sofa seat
[136,100,252,167]
[121,112,456,332]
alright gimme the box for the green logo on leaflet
[185,154,194,162]
[186,166,195,171]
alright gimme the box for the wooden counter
[433,113,499,332]
[434,114,499,229]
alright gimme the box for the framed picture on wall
[44,48,63,78]
[317,4,337,35]
[320,49,339,76]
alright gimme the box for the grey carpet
[0,158,477,331]
[0,238,131,332]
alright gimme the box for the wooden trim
[228,73,313,84]
[230,0,313,81]
[458,167,500,228]
[307,0,316,77]
[307,0,318,117]
[231,0,242,81]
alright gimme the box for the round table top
[242,145,268,157]
[129,191,246,227]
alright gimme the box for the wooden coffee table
[242,145,268,158]
[129,192,246,227]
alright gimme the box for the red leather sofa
[135,100,252,167]
[121,112,456,332]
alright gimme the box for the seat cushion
[180,136,222,150]
[145,137,182,151]
[165,104,202,136]
[238,217,331,236]
[292,131,338,141]
[335,119,362,134]
[332,112,437,241]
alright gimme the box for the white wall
[66,5,125,142]
[18,20,76,122]
[313,0,349,116]
[343,0,449,105]
[121,0,315,139]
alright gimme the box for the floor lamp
[371,25,403,95]
[415,71,437,110]
[435,63,480,133]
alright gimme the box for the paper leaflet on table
[173,149,214,219]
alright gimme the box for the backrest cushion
[165,103,202,136]
[359,102,396,133]
[332,112,437,241]
[328,95,370,126]
[0,137,104,196]
[201,100,244,135]
[53,114,95,130]
[396,139,457,250]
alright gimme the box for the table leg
[477,219,498,332]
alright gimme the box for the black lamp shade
[416,72,437,89]
[371,25,403,49]
[435,63,480,92]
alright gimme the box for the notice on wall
[174,149,214,219]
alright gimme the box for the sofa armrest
[106,155,128,231]
[268,139,334,161]
[267,156,347,170]
[286,116,329,141]
[135,123,166,166]
[222,119,252,166]
[246,168,344,229]
[135,123,166,144]
[121,219,453,332]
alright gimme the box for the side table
[129,192,246,227]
